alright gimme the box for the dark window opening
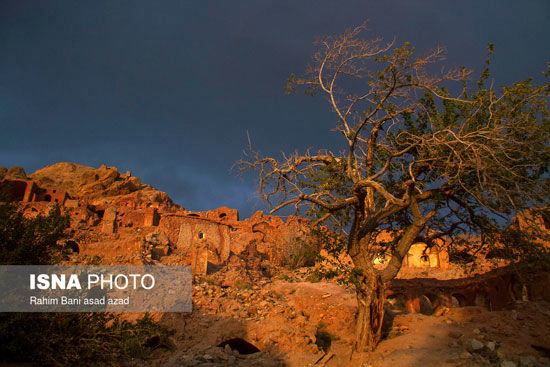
[198,232,205,239]
[217,339,260,355]
[219,213,227,218]
[509,276,524,300]
[451,294,467,307]
[425,293,440,309]
[475,292,490,309]
[63,240,80,254]
[44,194,52,202]
[420,295,434,315]
[3,181,28,201]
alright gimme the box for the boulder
[145,231,170,246]
[469,338,484,352]
[6,166,27,179]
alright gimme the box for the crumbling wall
[101,206,117,234]
[37,187,67,204]
[386,266,546,313]
[173,217,230,263]
[0,178,69,205]
[405,243,449,269]
[0,179,35,202]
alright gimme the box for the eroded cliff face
[29,162,175,206]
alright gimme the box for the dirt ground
[139,279,550,367]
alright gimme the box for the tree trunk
[353,268,385,352]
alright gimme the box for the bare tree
[238,24,550,351]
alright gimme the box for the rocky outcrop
[29,162,175,207]
[5,166,27,179]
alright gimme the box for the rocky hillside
[1,162,176,207]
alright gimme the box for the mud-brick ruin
[0,163,315,277]
[1,162,549,316]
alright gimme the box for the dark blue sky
[1,1,549,217]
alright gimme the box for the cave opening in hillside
[452,294,467,307]
[217,338,260,355]
[64,240,80,254]
[475,291,491,309]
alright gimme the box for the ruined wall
[0,178,68,205]
[116,208,146,229]
[203,206,239,222]
[101,206,117,234]
[405,243,449,269]
[373,231,450,270]
[387,266,550,314]
[0,179,34,202]
[37,187,67,204]
[170,216,231,263]
[144,207,159,226]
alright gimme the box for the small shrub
[0,312,175,365]
[203,276,218,286]
[0,202,68,265]
[280,236,319,269]
[84,255,103,265]
[306,271,322,283]
[274,272,292,281]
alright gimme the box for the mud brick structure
[374,232,450,270]
[144,207,160,226]
[403,243,449,269]
[387,266,550,314]
[101,206,117,234]
[0,178,67,205]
